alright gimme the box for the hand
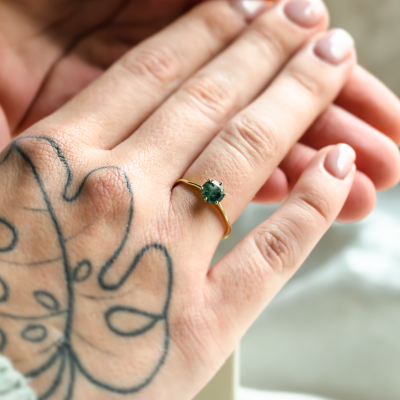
[0,0,399,223]
[0,2,374,399]
[0,0,201,137]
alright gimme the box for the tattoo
[0,137,173,399]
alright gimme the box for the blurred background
[213,1,400,399]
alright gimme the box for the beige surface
[194,352,238,400]
[238,388,332,400]
[327,0,400,96]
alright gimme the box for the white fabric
[0,355,36,400]
[238,387,332,400]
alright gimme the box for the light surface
[238,388,332,400]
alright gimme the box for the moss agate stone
[201,181,225,204]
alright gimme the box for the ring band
[174,179,232,240]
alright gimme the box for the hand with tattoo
[0,1,399,400]
[0,0,399,222]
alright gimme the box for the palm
[0,0,197,140]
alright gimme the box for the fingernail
[314,29,354,65]
[324,144,356,179]
[284,0,324,28]
[230,0,267,20]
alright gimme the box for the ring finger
[175,29,356,243]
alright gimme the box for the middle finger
[116,0,328,181]
[178,29,356,241]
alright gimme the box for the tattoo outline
[0,137,173,399]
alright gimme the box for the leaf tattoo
[0,137,173,399]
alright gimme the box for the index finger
[31,1,248,149]
[336,65,400,144]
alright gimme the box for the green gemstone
[201,181,225,204]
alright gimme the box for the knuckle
[286,67,323,99]
[45,127,80,149]
[221,116,279,167]
[196,1,245,43]
[249,20,287,61]
[296,189,332,223]
[17,136,55,163]
[120,45,181,86]
[181,73,234,118]
[13,133,77,170]
[83,168,130,217]
[253,224,295,275]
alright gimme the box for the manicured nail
[314,29,354,65]
[230,0,267,20]
[324,144,356,179]
[284,0,324,28]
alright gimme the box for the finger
[117,0,328,179]
[252,168,289,204]
[175,29,355,242]
[336,65,400,144]
[253,144,313,205]
[16,1,270,135]
[300,105,400,190]
[254,143,376,222]
[32,1,249,148]
[220,64,400,207]
[280,143,314,189]
[279,143,376,221]
[336,170,376,222]
[15,53,103,136]
[206,145,356,347]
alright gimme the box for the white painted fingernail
[230,0,268,20]
[314,29,355,65]
[284,0,325,28]
[324,144,356,179]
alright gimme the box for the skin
[0,0,399,223]
[0,2,390,399]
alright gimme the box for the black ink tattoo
[72,260,92,283]
[0,137,173,399]
[0,278,9,303]
[0,327,6,352]
[33,291,61,311]
[0,217,18,252]
[21,324,48,343]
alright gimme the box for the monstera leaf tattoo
[0,137,173,399]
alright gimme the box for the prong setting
[174,178,232,239]
[201,180,226,205]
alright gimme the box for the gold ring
[174,179,232,240]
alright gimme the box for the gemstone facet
[201,180,226,204]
